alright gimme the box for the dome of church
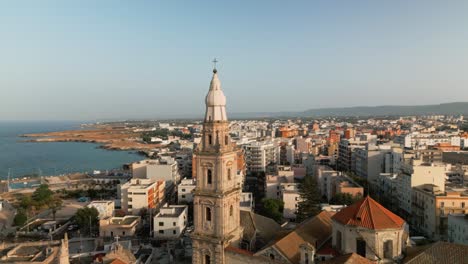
[204,68,228,121]
[205,71,226,107]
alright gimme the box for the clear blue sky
[1,1,468,121]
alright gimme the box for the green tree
[260,198,284,223]
[13,210,28,226]
[32,184,53,206]
[48,196,63,220]
[19,195,34,210]
[330,193,362,206]
[296,176,321,222]
[75,207,99,236]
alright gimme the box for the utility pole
[7,168,11,191]
[89,215,92,237]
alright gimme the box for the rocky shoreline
[20,127,158,155]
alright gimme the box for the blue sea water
[0,121,143,179]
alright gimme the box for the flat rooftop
[156,206,186,218]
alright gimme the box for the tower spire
[212,58,218,73]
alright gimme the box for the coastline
[19,125,161,153]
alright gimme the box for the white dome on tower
[205,70,226,107]
[204,69,228,122]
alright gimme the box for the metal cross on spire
[212,58,218,72]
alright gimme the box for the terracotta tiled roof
[404,241,468,264]
[332,196,405,230]
[257,211,334,264]
[225,246,254,256]
[109,259,128,264]
[323,253,375,264]
[316,241,339,256]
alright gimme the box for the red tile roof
[323,253,376,264]
[225,246,254,256]
[332,196,405,230]
[317,241,340,256]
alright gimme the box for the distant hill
[230,102,468,118]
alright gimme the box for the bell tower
[191,63,243,264]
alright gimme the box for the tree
[260,198,284,223]
[48,196,63,220]
[330,193,362,206]
[296,175,321,222]
[19,195,34,210]
[75,207,99,236]
[32,184,53,206]
[139,207,148,220]
[13,210,28,226]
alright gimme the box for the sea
[0,121,143,180]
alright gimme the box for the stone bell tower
[191,63,243,264]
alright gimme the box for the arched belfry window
[208,135,212,145]
[230,205,233,216]
[205,254,211,264]
[227,168,231,180]
[207,169,212,184]
[206,207,212,221]
[225,135,228,145]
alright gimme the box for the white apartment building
[178,178,196,203]
[153,204,188,240]
[353,144,392,181]
[243,140,278,172]
[412,185,468,240]
[315,165,339,202]
[240,192,254,211]
[132,158,181,185]
[87,200,114,219]
[281,183,301,220]
[448,214,468,245]
[403,132,461,149]
[398,160,446,216]
[120,178,165,215]
[338,138,367,172]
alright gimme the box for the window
[206,207,212,221]
[384,240,393,259]
[128,205,132,209]
[122,231,125,236]
[356,239,366,257]
[208,135,212,145]
[228,168,231,180]
[205,255,211,264]
[159,230,164,234]
[173,230,177,235]
[305,253,309,264]
[173,222,176,226]
[207,169,212,184]
[441,202,445,207]
[336,231,342,252]
[269,254,275,260]
[159,222,164,226]
[225,135,228,145]
[230,205,233,216]
[182,189,186,192]
[462,202,465,208]
[181,195,186,198]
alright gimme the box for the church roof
[332,196,405,230]
[323,253,375,264]
[240,210,257,242]
[256,211,334,264]
[403,241,468,264]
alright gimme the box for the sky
[1,1,468,121]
